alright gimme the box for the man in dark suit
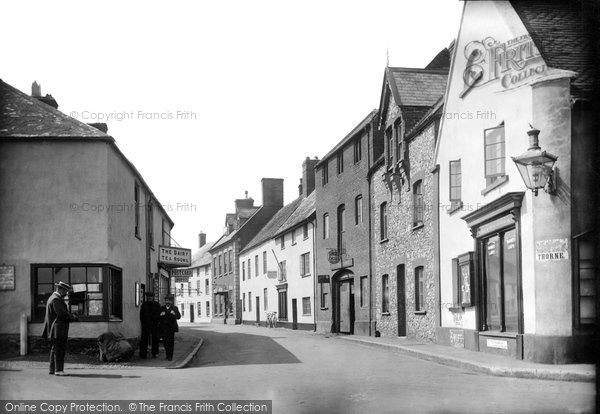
[42,281,78,376]
[139,291,161,358]
[158,294,181,361]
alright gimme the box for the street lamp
[511,127,558,196]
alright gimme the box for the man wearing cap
[42,281,78,376]
[139,291,161,359]
[158,294,181,361]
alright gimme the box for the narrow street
[0,324,595,413]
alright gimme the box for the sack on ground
[97,332,134,362]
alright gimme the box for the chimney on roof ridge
[198,232,206,248]
[32,81,41,97]
[31,81,58,109]
[298,178,303,197]
[245,191,248,199]
[302,156,319,198]
[261,178,284,207]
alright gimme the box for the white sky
[2,0,463,250]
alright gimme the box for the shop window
[413,181,424,227]
[449,160,462,211]
[33,265,122,322]
[302,297,311,316]
[355,195,363,225]
[575,232,596,328]
[415,267,424,312]
[382,274,389,313]
[380,202,388,240]
[484,125,506,186]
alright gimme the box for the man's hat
[144,291,155,297]
[55,281,73,291]
[165,294,174,300]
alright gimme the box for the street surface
[0,323,595,413]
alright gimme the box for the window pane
[87,267,103,282]
[485,236,502,330]
[485,127,504,145]
[54,267,68,283]
[71,267,86,283]
[37,283,53,295]
[38,267,53,283]
[503,230,519,331]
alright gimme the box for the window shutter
[299,256,303,275]
[451,258,459,306]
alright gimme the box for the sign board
[172,269,193,278]
[0,265,15,290]
[318,275,330,283]
[536,238,569,261]
[158,246,191,267]
[476,215,514,237]
[486,339,508,350]
[449,329,464,348]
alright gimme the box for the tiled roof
[316,110,378,168]
[387,68,448,107]
[241,197,304,253]
[274,191,315,237]
[0,80,111,139]
[238,207,259,219]
[406,96,445,139]
[511,0,599,99]
[190,241,216,268]
[210,228,239,251]
[401,106,434,134]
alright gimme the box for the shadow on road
[66,374,141,379]
[194,330,301,367]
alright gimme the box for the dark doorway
[292,299,298,330]
[190,304,194,323]
[256,296,260,325]
[397,264,406,336]
[335,274,354,334]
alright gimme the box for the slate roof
[315,110,378,168]
[406,96,445,140]
[0,80,111,139]
[273,191,315,238]
[387,68,448,107]
[511,0,599,99]
[190,241,216,268]
[238,207,260,219]
[241,197,305,253]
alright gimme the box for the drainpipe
[309,218,317,332]
[367,124,373,337]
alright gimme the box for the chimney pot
[198,232,206,248]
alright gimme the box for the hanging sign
[159,246,191,267]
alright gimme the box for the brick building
[209,179,284,324]
[314,111,381,336]
[369,57,449,341]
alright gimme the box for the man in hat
[42,281,78,376]
[139,291,161,358]
[158,294,180,361]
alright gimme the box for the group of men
[42,281,181,376]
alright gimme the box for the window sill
[381,312,391,316]
[481,175,509,196]
[414,310,427,315]
[447,202,463,215]
[380,238,389,244]
[320,307,329,311]
[412,223,424,231]
[301,274,311,278]
[135,233,142,241]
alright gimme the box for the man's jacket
[42,292,76,339]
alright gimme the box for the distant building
[370,57,449,341]
[314,111,381,336]
[175,232,215,323]
[210,179,284,324]
[0,80,175,343]
[240,158,318,330]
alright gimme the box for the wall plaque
[0,265,15,290]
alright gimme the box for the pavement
[0,329,203,372]
[336,334,596,382]
[0,324,594,383]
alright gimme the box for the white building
[175,233,214,323]
[240,158,318,330]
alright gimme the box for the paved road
[0,323,595,413]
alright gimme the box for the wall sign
[536,238,569,261]
[486,338,508,350]
[172,269,193,278]
[0,265,15,290]
[159,246,191,267]
[449,329,464,348]
[476,215,514,237]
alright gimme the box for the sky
[2,0,463,251]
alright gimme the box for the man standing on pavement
[158,294,180,361]
[42,281,78,376]
[139,291,161,359]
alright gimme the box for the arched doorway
[333,270,354,334]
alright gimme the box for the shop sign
[0,265,15,290]
[486,339,508,349]
[159,246,191,267]
[476,215,514,237]
[172,269,193,278]
[536,238,569,261]
[461,34,546,96]
[450,329,464,348]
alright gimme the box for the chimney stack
[298,178,303,197]
[261,178,284,207]
[31,81,58,109]
[198,232,206,248]
[302,157,319,197]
